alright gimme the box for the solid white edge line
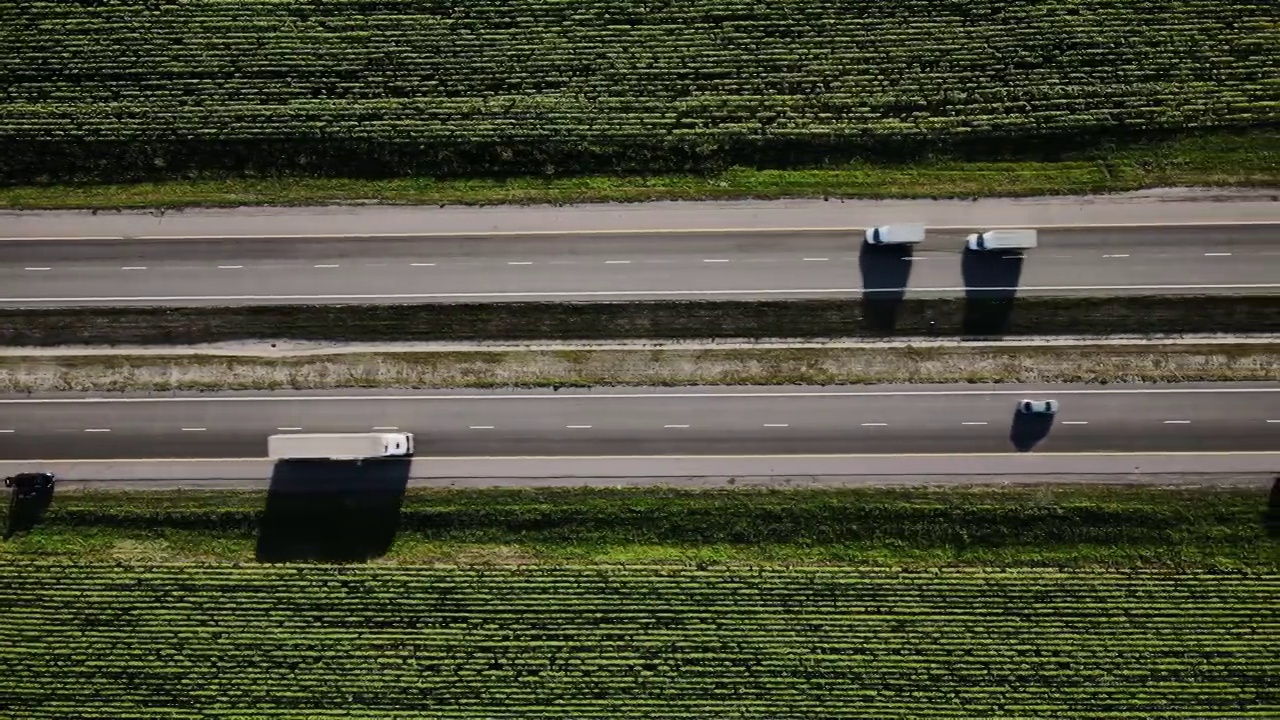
[6,282,1280,303]
[4,450,1279,464]
[4,221,1277,243]
[3,387,1277,405]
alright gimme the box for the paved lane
[1,384,1277,460]
[1,226,1277,306]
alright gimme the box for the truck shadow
[858,242,914,333]
[4,485,55,539]
[1009,411,1055,452]
[256,460,410,563]
[962,249,1025,337]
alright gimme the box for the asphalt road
[1,225,1277,306]
[2,384,1277,460]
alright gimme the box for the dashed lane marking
[313,264,340,268]
[762,423,790,427]
[507,261,533,266]
[861,422,888,427]
[469,425,495,429]
[604,260,632,264]
[181,428,207,432]
[24,267,51,271]
[120,266,147,270]
[803,257,829,261]
[663,424,691,428]
[1062,421,1089,425]
[961,422,989,425]
[702,259,730,263]
[1103,254,1129,258]
[1163,420,1191,424]
[565,425,593,429]
[372,426,399,430]
[217,265,244,269]
[410,263,436,267]
[1204,252,1233,257]
[276,427,302,431]
[83,428,111,432]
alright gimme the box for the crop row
[1,0,1276,180]
[1,564,1275,717]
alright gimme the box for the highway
[1,384,1277,461]
[1,225,1278,306]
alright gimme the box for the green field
[3,485,1277,716]
[2,0,1277,188]
[2,563,1277,718]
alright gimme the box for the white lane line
[604,260,632,264]
[24,267,51,271]
[0,429,14,433]
[803,257,829,261]
[469,425,495,429]
[410,262,436,267]
[763,423,790,427]
[1204,252,1233,257]
[120,266,147,270]
[313,264,340,268]
[1266,420,1280,423]
[83,428,111,432]
[372,426,399,430]
[507,261,534,266]
[12,282,1279,304]
[6,387,1277,406]
[276,427,302,431]
[961,421,988,426]
[1102,254,1129,258]
[663,424,690,428]
[217,265,244,269]
[181,427,206,432]
[1062,421,1090,425]
[565,425,593,429]
[702,259,730,263]
[1163,420,1191,424]
[861,422,888,427]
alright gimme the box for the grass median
[4,295,1280,347]
[4,485,1275,568]
[2,343,1277,392]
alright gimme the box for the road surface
[1,225,1278,306]
[1,384,1277,460]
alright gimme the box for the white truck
[966,229,1037,251]
[267,432,414,461]
[864,224,926,246]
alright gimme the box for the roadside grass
[2,485,1275,569]
[4,296,1280,347]
[0,343,1276,392]
[1,132,1275,209]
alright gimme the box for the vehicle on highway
[4,472,56,490]
[966,229,1038,251]
[1018,399,1059,415]
[267,432,415,461]
[864,224,926,246]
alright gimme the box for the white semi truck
[267,432,415,461]
[864,224,926,246]
[966,229,1038,251]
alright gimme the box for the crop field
[2,0,1278,182]
[1,563,1277,718]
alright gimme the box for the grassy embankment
[3,343,1278,391]
[4,485,1276,567]
[4,487,1276,717]
[4,132,1277,209]
[4,295,1280,347]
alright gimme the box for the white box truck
[864,224,926,246]
[966,229,1037,251]
[267,432,414,461]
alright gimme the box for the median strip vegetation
[2,343,1277,392]
[4,295,1280,346]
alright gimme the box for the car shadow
[5,484,55,539]
[859,242,914,333]
[962,248,1025,337]
[255,459,410,563]
[1009,409,1055,452]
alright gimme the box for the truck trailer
[267,432,415,461]
[965,229,1038,251]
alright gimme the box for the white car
[1018,399,1059,415]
